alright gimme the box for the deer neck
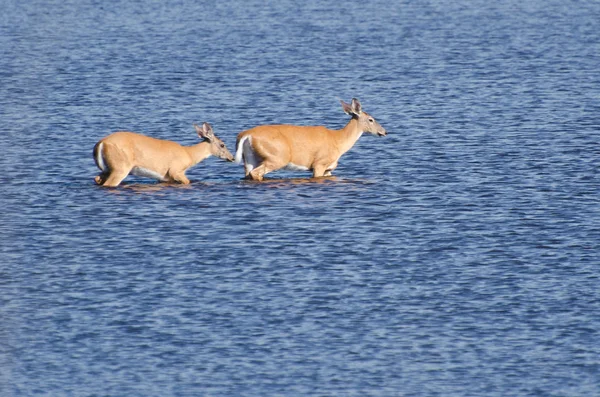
[186,142,212,165]
[334,118,364,156]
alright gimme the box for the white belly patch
[284,163,310,172]
[131,166,167,181]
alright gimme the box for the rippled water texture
[1,0,599,396]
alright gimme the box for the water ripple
[2,0,599,396]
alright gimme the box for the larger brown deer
[234,98,386,181]
[93,122,234,187]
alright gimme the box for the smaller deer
[234,98,387,181]
[93,122,234,187]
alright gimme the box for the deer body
[93,123,233,187]
[235,98,386,181]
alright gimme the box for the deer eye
[220,143,225,148]
[368,118,374,123]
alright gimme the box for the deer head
[194,122,235,162]
[341,98,387,137]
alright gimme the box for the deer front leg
[323,160,338,177]
[175,175,191,185]
[312,164,328,178]
[165,165,191,184]
[169,171,190,185]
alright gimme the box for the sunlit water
[1,0,599,396]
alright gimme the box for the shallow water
[1,0,599,396]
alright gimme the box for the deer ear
[202,122,214,137]
[341,100,355,116]
[351,98,362,114]
[195,122,214,141]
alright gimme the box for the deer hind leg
[242,140,261,178]
[248,163,267,181]
[94,172,109,185]
[94,142,133,187]
[248,159,287,181]
[101,167,131,187]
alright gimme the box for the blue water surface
[1,0,599,396]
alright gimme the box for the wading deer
[234,98,386,181]
[93,122,234,187]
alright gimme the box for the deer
[93,122,234,187]
[234,98,387,181]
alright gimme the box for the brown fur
[93,123,233,187]
[235,99,386,181]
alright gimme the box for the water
[1,0,599,395]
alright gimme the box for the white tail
[94,142,106,171]
[234,135,250,164]
[234,98,387,181]
[93,122,234,187]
